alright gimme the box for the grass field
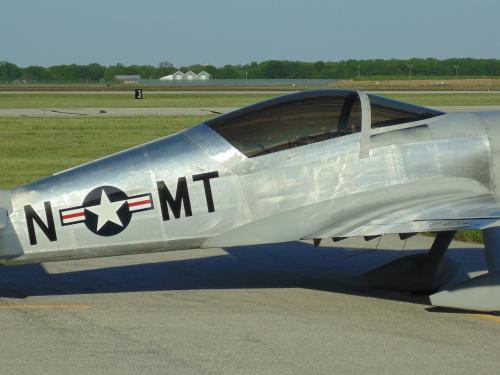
[0,83,299,92]
[0,93,275,109]
[3,78,500,92]
[339,78,500,91]
[0,116,210,188]
[2,92,500,109]
[384,93,500,106]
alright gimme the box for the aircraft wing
[308,194,500,239]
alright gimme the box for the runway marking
[471,314,500,324]
[0,304,90,310]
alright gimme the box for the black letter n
[24,201,57,245]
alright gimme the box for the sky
[2,0,500,67]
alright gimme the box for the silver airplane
[1,89,499,312]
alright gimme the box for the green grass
[0,116,211,188]
[2,92,500,109]
[0,93,276,109]
[425,230,484,243]
[382,93,500,106]
[0,84,299,92]
[453,230,484,243]
[351,75,500,81]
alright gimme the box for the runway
[0,235,498,375]
[1,106,500,117]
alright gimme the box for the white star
[86,190,126,231]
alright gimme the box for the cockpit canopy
[368,94,443,128]
[206,90,443,158]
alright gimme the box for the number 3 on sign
[135,88,143,100]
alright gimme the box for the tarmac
[1,106,500,117]
[0,235,498,375]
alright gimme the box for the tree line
[1,58,500,83]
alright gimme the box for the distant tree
[260,60,289,78]
[0,62,22,82]
[201,65,217,76]
[22,66,53,82]
[129,65,156,79]
[158,61,174,68]
[103,64,130,81]
[48,64,93,82]
[157,65,176,77]
[216,64,244,79]
[84,63,106,81]
[4,58,500,83]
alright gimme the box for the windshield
[368,94,444,128]
[206,90,361,158]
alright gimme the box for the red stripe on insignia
[63,212,85,219]
[128,199,151,207]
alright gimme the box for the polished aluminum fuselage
[0,107,498,264]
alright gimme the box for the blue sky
[2,0,499,67]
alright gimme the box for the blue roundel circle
[82,186,132,236]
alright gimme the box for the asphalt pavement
[0,235,498,375]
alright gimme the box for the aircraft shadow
[0,241,486,307]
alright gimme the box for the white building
[197,71,211,80]
[159,74,174,80]
[159,71,211,81]
[184,71,197,80]
[173,71,185,80]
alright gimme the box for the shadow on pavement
[0,241,485,307]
